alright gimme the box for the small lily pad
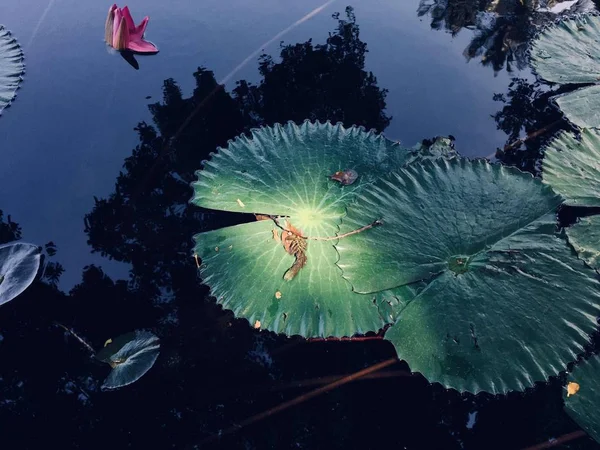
[97,330,160,390]
[564,353,600,445]
[0,26,25,115]
[406,135,458,164]
[0,242,41,306]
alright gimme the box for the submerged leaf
[338,158,600,394]
[191,121,415,337]
[542,129,600,207]
[564,354,600,445]
[97,330,160,390]
[0,242,41,306]
[406,135,458,165]
[0,26,25,116]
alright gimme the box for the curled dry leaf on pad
[281,220,307,281]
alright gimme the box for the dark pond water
[0,0,598,449]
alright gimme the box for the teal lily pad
[97,330,160,390]
[0,242,41,306]
[0,26,25,115]
[191,121,420,337]
[338,158,600,394]
[542,129,600,207]
[564,354,600,445]
[530,14,600,128]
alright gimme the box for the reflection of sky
[0,0,523,289]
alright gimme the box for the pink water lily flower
[105,4,158,54]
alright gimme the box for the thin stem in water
[54,322,95,355]
[270,215,382,241]
[198,357,397,446]
[521,430,587,450]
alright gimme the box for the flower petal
[121,6,136,32]
[114,16,130,51]
[127,36,158,54]
[133,16,149,38]
[112,7,123,47]
[104,4,117,45]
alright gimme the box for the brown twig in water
[488,120,562,159]
[521,430,587,450]
[198,357,397,446]
[269,369,412,391]
[270,215,382,241]
[307,335,384,342]
[271,329,389,357]
[54,322,95,355]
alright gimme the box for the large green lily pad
[542,129,600,207]
[567,216,600,271]
[0,26,25,115]
[0,242,41,306]
[564,354,600,445]
[97,330,160,391]
[191,121,422,337]
[530,14,600,128]
[338,158,600,394]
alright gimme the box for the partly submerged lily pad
[96,330,160,390]
[530,14,600,128]
[0,26,25,115]
[406,136,458,165]
[338,158,600,394]
[191,121,420,337]
[542,129,600,207]
[0,242,41,306]
[567,216,600,270]
[564,354,600,445]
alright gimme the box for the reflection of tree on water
[418,0,597,73]
[492,78,571,173]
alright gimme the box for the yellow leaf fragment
[567,382,580,397]
[275,291,282,299]
[272,228,280,242]
[237,198,245,208]
[104,338,113,347]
